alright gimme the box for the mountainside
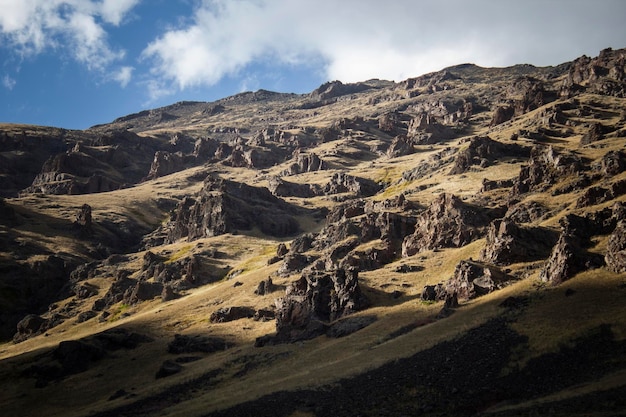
[1,47,626,417]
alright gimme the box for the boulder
[13,314,48,343]
[210,306,256,323]
[421,283,447,301]
[490,106,515,126]
[254,278,275,296]
[386,135,414,158]
[445,260,511,300]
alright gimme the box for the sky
[0,0,625,130]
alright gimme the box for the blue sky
[1,0,625,130]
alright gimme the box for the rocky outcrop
[480,219,559,265]
[402,194,497,257]
[539,233,603,285]
[210,306,256,323]
[164,176,301,242]
[511,145,585,196]
[386,135,414,158]
[576,180,626,208]
[267,176,318,198]
[282,150,326,176]
[606,220,626,273]
[73,203,93,237]
[445,260,512,300]
[407,112,454,144]
[449,136,530,175]
[322,172,381,197]
[257,268,368,345]
[490,106,515,126]
[598,150,626,177]
[561,47,626,98]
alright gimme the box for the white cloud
[142,0,626,95]
[0,0,139,71]
[112,65,133,87]
[2,74,16,90]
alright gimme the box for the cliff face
[1,47,626,417]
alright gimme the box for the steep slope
[0,47,625,417]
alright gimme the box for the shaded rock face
[599,150,626,177]
[267,176,317,198]
[480,219,559,265]
[262,268,369,345]
[539,233,602,285]
[490,106,515,126]
[511,146,585,196]
[145,151,185,180]
[323,172,381,197]
[73,203,93,237]
[402,194,497,257]
[165,176,301,243]
[386,135,414,158]
[210,306,256,323]
[606,220,626,273]
[446,260,511,300]
[281,152,325,176]
[449,136,530,175]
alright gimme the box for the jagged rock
[254,278,275,296]
[511,145,585,196]
[165,177,301,243]
[421,283,447,301]
[322,172,381,197]
[281,152,325,176]
[258,268,368,345]
[446,260,511,300]
[580,122,609,145]
[267,176,318,198]
[76,310,98,323]
[276,243,289,257]
[449,136,530,175]
[210,306,256,323]
[481,178,515,192]
[490,106,515,126]
[161,285,178,302]
[13,314,48,343]
[145,151,185,180]
[73,203,93,236]
[386,135,414,158]
[436,293,459,319]
[310,80,371,102]
[510,76,553,116]
[253,308,275,322]
[540,233,604,285]
[562,47,626,98]
[167,334,230,354]
[480,219,559,265]
[124,281,164,304]
[503,201,549,224]
[402,194,496,257]
[92,272,135,311]
[73,283,98,299]
[606,220,626,273]
[378,112,402,134]
[407,112,454,144]
[576,179,626,208]
[599,150,626,177]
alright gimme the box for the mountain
[1,47,625,417]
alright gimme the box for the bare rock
[145,151,185,180]
[421,283,447,301]
[606,220,626,273]
[260,268,369,345]
[511,145,585,196]
[445,260,511,300]
[323,172,381,197]
[480,219,559,265]
[210,306,256,323]
[386,135,414,158]
[73,203,93,236]
[599,150,626,177]
[402,194,496,257]
[490,106,515,126]
[540,233,604,285]
[268,176,318,198]
[449,136,530,175]
[13,314,48,343]
[167,334,230,354]
[254,278,275,296]
[281,152,325,176]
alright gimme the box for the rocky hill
[0,47,625,417]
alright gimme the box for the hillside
[0,47,625,417]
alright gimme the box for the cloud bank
[142,0,626,96]
[0,0,139,82]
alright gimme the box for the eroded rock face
[445,260,511,300]
[145,151,185,180]
[511,146,585,196]
[402,194,496,257]
[606,220,626,273]
[480,219,559,265]
[281,152,326,176]
[165,176,301,242]
[449,136,529,175]
[540,233,604,285]
[323,172,381,197]
[562,47,626,98]
[260,268,369,345]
